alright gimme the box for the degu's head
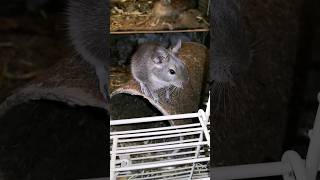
[150,39,189,88]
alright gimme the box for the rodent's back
[67,0,108,67]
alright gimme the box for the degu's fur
[67,0,109,102]
[131,40,189,102]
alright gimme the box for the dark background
[0,0,109,179]
[0,0,319,179]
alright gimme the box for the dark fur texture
[67,0,110,102]
[209,0,252,120]
[210,0,251,83]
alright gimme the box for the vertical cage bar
[189,131,204,179]
[110,138,118,180]
[206,92,210,119]
[306,93,320,180]
[198,110,210,146]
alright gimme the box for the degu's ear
[170,39,182,54]
[152,48,167,64]
[152,56,162,64]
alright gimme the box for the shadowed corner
[0,57,110,179]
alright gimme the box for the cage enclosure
[109,1,211,179]
[110,96,211,180]
[109,0,211,124]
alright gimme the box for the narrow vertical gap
[283,0,316,153]
[106,0,111,178]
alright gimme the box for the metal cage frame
[109,94,211,180]
[85,91,320,180]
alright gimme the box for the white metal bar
[132,156,206,167]
[109,92,211,179]
[206,92,210,118]
[161,175,194,180]
[195,178,210,180]
[110,138,118,180]
[212,162,292,180]
[306,93,320,180]
[118,139,198,151]
[111,123,200,135]
[130,152,195,162]
[193,173,210,178]
[130,170,190,180]
[130,150,205,161]
[117,131,200,143]
[110,113,200,125]
[189,132,204,179]
[113,142,209,154]
[193,172,210,176]
[160,175,191,180]
[194,169,209,172]
[125,147,185,156]
[118,146,198,156]
[164,178,188,180]
[198,110,210,146]
[111,127,203,139]
[127,146,206,156]
[115,157,210,171]
[118,166,192,177]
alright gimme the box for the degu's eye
[169,69,176,75]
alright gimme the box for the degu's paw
[153,94,159,103]
[150,90,160,103]
[139,83,161,103]
[139,82,151,97]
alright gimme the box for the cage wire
[110,93,211,180]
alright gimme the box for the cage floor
[110,110,210,180]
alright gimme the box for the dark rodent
[67,0,110,102]
[210,0,251,83]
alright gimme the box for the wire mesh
[110,94,210,180]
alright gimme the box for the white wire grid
[110,94,211,180]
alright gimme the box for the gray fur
[67,0,109,102]
[131,40,189,102]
